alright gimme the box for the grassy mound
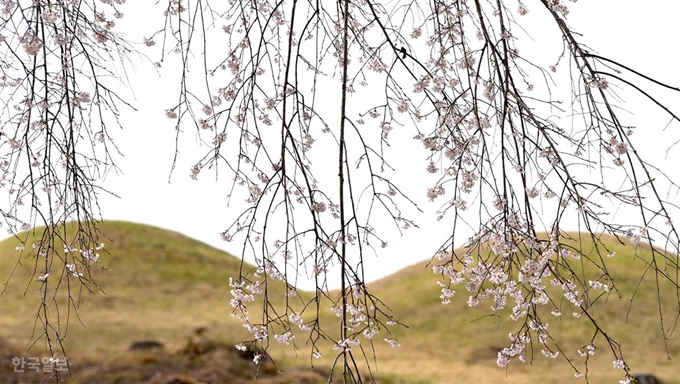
[358,233,680,383]
[0,221,256,353]
[1,222,678,383]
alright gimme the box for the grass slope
[0,221,407,384]
[357,233,680,383]
[1,222,679,383]
[0,221,258,354]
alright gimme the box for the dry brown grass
[1,222,679,383]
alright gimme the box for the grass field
[1,221,678,383]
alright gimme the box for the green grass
[0,221,258,353]
[1,221,679,383]
[347,233,680,383]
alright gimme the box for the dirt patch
[0,337,370,384]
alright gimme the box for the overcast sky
[4,1,679,291]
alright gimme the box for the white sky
[4,1,679,290]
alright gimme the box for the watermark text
[11,356,68,373]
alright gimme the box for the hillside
[358,233,680,383]
[0,221,407,384]
[1,221,679,383]
[0,221,258,352]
